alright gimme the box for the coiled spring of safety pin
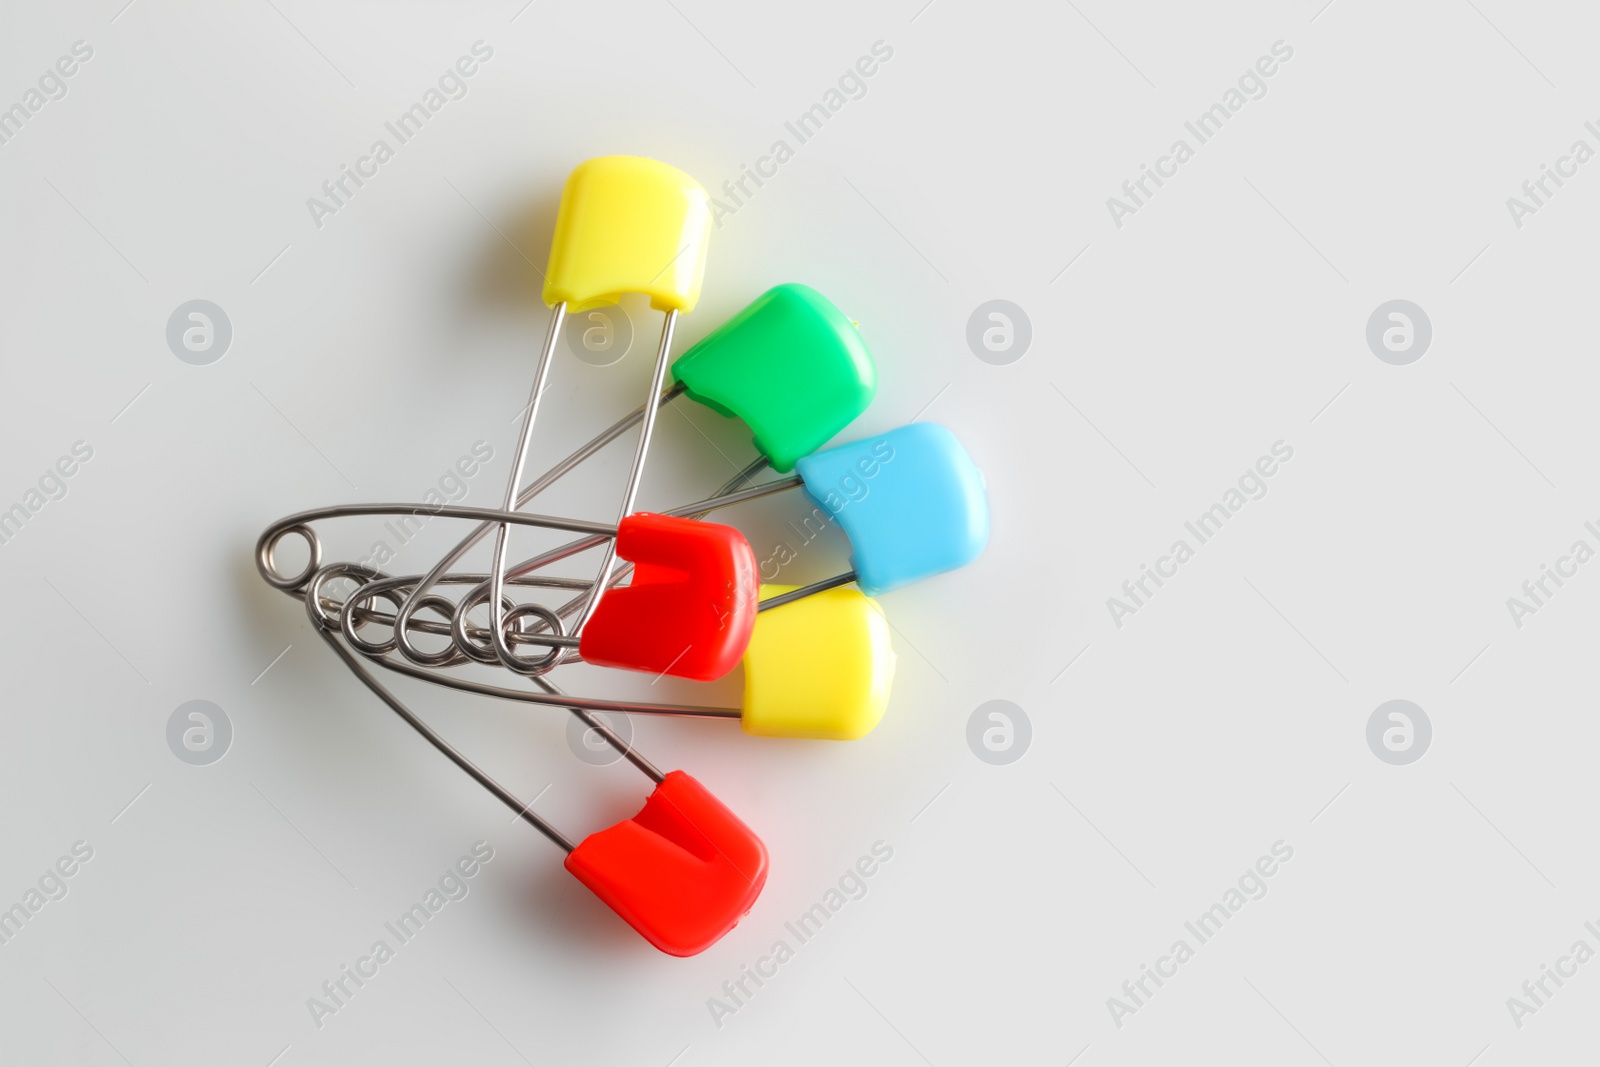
[257,513,599,678]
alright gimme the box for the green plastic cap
[671,283,877,472]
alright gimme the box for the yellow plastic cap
[741,584,896,739]
[542,156,712,313]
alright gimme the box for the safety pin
[257,477,791,680]
[264,414,982,684]
[485,156,713,678]
[303,563,897,742]
[303,568,767,957]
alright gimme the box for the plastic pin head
[542,156,712,313]
[741,585,896,739]
[564,770,768,956]
[671,284,876,472]
[578,513,758,681]
[795,423,988,596]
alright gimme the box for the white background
[2,0,1599,1063]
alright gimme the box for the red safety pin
[309,574,766,957]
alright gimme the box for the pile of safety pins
[255,156,989,957]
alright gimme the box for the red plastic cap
[579,513,758,681]
[564,770,769,957]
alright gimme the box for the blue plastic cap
[795,423,988,596]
